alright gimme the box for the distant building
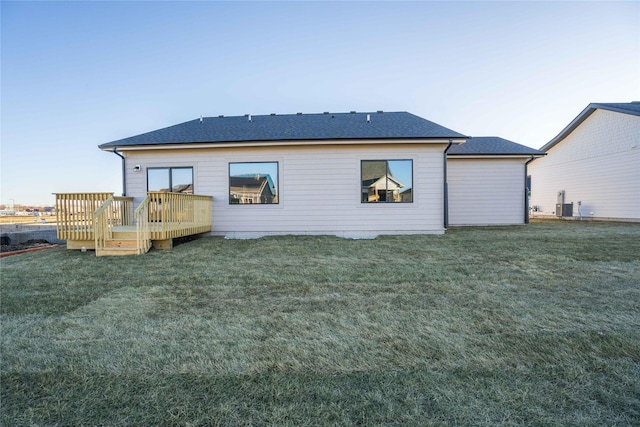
[529,102,640,221]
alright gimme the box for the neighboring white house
[529,102,640,222]
[447,137,544,226]
[99,111,467,238]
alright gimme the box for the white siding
[123,143,446,237]
[529,109,640,220]
[448,158,526,225]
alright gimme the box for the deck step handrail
[94,196,135,252]
[94,196,115,251]
[134,195,151,254]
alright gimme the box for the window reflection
[147,167,193,193]
[171,168,193,193]
[229,162,279,204]
[361,160,412,203]
[148,169,170,193]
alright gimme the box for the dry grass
[1,220,639,425]
[0,215,55,225]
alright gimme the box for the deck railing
[147,192,213,240]
[55,193,114,241]
[134,195,151,254]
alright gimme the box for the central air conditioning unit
[556,203,573,217]
[555,190,573,217]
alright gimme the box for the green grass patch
[2,220,639,425]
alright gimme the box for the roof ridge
[203,110,400,119]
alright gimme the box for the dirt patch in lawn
[1,239,58,256]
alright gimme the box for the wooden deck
[54,192,213,256]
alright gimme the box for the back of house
[99,111,467,238]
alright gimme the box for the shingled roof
[540,102,640,152]
[99,111,466,149]
[447,137,544,156]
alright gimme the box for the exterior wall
[123,143,447,237]
[448,158,526,225]
[529,109,640,220]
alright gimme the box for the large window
[147,167,193,193]
[361,160,413,203]
[229,162,279,204]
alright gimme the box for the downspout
[524,155,536,224]
[111,148,126,196]
[443,139,453,229]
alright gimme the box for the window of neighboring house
[361,160,413,203]
[229,162,279,204]
[147,167,194,193]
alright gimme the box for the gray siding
[448,158,526,225]
[124,143,447,237]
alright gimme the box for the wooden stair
[95,230,151,257]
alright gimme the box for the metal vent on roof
[367,114,371,122]
[218,115,224,118]
[296,112,302,115]
[270,113,276,116]
[323,112,329,114]
[377,110,383,113]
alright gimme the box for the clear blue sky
[2,1,638,206]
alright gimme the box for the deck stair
[96,229,150,256]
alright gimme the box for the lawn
[1,220,639,425]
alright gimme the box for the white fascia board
[447,154,543,160]
[101,138,466,152]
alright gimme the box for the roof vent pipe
[367,114,371,123]
[248,114,252,122]
[199,116,203,123]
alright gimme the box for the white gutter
[100,138,467,152]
